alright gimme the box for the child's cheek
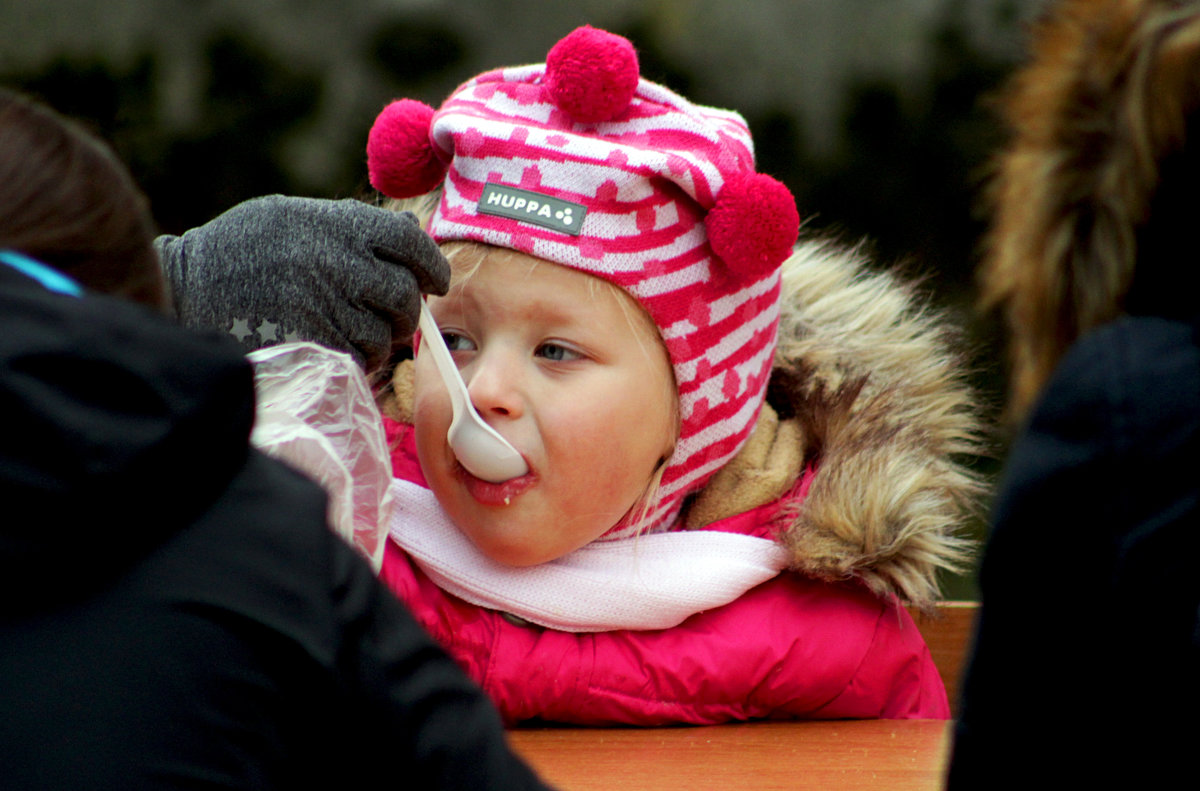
[411,360,448,423]
[411,364,453,467]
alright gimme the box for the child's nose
[462,350,524,420]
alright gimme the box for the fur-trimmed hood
[684,238,983,609]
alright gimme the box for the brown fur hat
[981,0,1200,417]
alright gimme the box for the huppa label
[478,182,586,236]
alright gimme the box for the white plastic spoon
[417,300,529,483]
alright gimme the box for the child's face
[413,246,677,566]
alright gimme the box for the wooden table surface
[509,719,952,791]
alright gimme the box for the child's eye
[443,332,475,352]
[535,342,582,362]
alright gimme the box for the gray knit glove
[156,195,449,371]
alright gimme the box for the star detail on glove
[229,317,292,345]
[230,317,255,342]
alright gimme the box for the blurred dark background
[1,0,1043,596]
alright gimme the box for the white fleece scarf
[388,478,789,632]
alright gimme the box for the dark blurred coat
[0,262,547,790]
[948,311,1200,787]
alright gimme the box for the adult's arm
[332,528,552,789]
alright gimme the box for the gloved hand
[156,195,449,371]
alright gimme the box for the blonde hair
[980,0,1200,419]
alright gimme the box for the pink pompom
[706,173,800,279]
[367,99,446,198]
[544,26,639,123]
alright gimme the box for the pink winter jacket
[379,424,949,725]
[382,545,947,724]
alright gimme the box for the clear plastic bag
[247,342,393,572]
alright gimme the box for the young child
[368,26,981,725]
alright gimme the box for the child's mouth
[454,463,536,506]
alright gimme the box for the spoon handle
[416,300,529,482]
[417,300,471,417]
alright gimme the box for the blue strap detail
[0,249,83,297]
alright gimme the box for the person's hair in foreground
[979,0,1200,418]
[0,87,164,308]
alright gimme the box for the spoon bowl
[417,301,529,483]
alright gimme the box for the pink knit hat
[367,26,798,536]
